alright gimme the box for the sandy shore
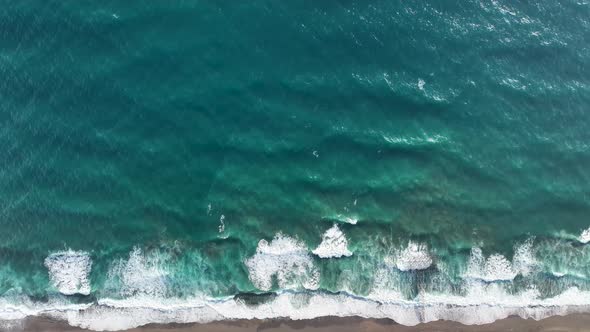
[7,314,590,332]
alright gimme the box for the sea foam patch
[332,214,358,225]
[51,286,590,331]
[44,250,92,296]
[580,227,590,244]
[464,239,537,282]
[107,247,169,297]
[512,238,537,276]
[245,233,319,291]
[312,224,352,258]
[465,248,515,282]
[395,242,433,271]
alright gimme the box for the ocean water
[1,0,590,330]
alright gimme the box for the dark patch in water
[233,292,278,306]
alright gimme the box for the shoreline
[11,314,590,332]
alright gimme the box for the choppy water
[1,1,590,330]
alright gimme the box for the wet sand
[9,314,590,332]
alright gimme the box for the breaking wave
[394,242,433,271]
[312,224,352,258]
[44,251,92,296]
[106,247,170,297]
[464,239,537,282]
[244,233,319,291]
[1,237,589,331]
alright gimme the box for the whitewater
[1,230,590,331]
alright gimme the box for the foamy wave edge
[1,288,590,331]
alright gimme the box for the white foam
[218,215,228,239]
[107,247,169,297]
[334,215,358,224]
[382,134,447,146]
[395,242,433,271]
[312,224,352,258]
[418,78,425,90]
[579,227,590,244]
[464,240,537,282]
[2,277,590,331]
[218,215,225,233]
[4,240,590,331]
[366,264,405,303]
[31,286,590,331]
[44,251,92,296]
[465,248,516,281]
[343,217,358,225]
[512,238,537,276]
[244,233,319,291]
[0,296,91,321]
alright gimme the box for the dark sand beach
[12,314,590,332]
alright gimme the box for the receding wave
[1,287,590,331]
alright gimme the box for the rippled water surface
[1,1,590,330]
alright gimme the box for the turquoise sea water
[1,0,590,330]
